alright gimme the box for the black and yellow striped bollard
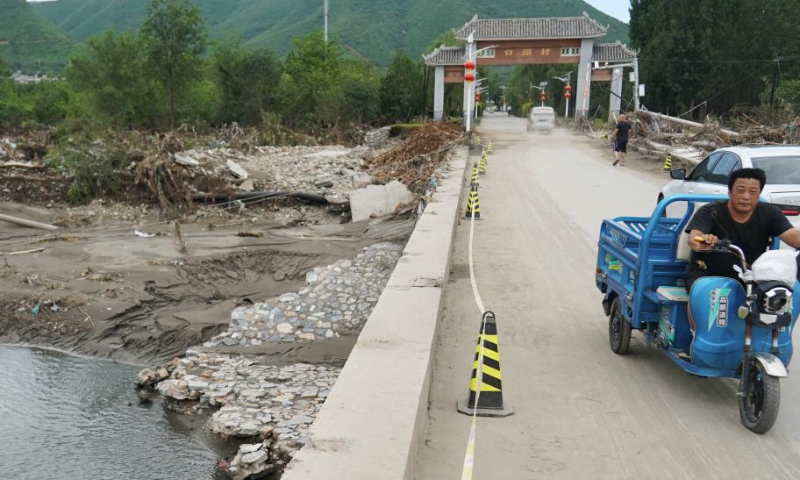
[457,311,514,417]
[470,163,480,187]
[478,151,488,175]
[663,153,673,171]
[462,183,481,220]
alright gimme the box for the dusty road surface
[414,114,800,480]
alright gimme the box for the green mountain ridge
[32,0,628,68]
[0,0,75,73]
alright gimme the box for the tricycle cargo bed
[596,216,690,327]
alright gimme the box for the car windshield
[751,155,800,185]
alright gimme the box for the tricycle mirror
[670,168,687,180]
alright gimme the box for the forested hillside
[33,0,629,67]
[0,0,75,73]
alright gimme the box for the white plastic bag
[751,249,798,285]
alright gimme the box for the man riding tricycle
[596,169,800,433]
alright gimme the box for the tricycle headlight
[762,287,792,315]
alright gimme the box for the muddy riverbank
[0,205,414,364]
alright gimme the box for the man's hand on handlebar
[693,234,719,251]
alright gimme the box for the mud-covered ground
[0,124,465,364]
[0,200,414,365]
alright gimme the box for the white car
[660,145,800,229]
[527,107,555,133]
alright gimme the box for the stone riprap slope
[205,242,402,347]
[156,351,339,480]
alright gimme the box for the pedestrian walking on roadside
[611,114,632,166]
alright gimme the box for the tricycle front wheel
[739,360,780,434]
[608,297,632,355]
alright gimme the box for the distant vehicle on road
[527,107,555,133]
[661,145,800,229]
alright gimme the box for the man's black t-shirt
[615,121,632,141]
[685,201,792,286]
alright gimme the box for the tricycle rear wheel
[608,297,632,355]
[739,360,780,434]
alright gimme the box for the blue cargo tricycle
[596,195,799,433]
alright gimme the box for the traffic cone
[487,142,494,153]
[470,163,480,187]
[457,311,514,417]
[462,184,481,220]
[663,153,673,171]
[478,151,488,175]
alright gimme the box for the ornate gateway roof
[422,45,466,66]
[455,13,607,41]
[592,42,638,63]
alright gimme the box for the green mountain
[0,0,75,73]
[34,0,629,67]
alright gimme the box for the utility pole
[324,0,329,43]
[633,57,640,111]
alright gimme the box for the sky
[584,0,630,23]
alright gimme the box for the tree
[380,51,423,122]
[210,37,281,126]
[629,0,800,118]
[275,31,345,132]
[140,0,208,128]
[341,58,381,124]
[67,29,155,128]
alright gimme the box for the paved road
[414,114,800,480]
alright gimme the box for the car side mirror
[670,168,687,180]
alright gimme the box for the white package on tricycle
[751,249,798,285]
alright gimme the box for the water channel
[0,345,229,480]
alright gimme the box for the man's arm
[610,126,618,140]
[778,228,800,249]
[688,229,718,251]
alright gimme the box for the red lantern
[540,93,546,102]
[565,85,572,92]
[464,61,476,70]
[564,84,572,99]
[475,92,482,102]
[464,72,476,82]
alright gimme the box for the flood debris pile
[368,123,464,194]
[139,352,340,480]
[178,144,380,196]
[204,242,402,347]
[0,131,51,162]
[0,123,462,228]
[629,110,800,164]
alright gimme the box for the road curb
[282,146,469,480]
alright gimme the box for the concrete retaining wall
[282,146,469,480]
